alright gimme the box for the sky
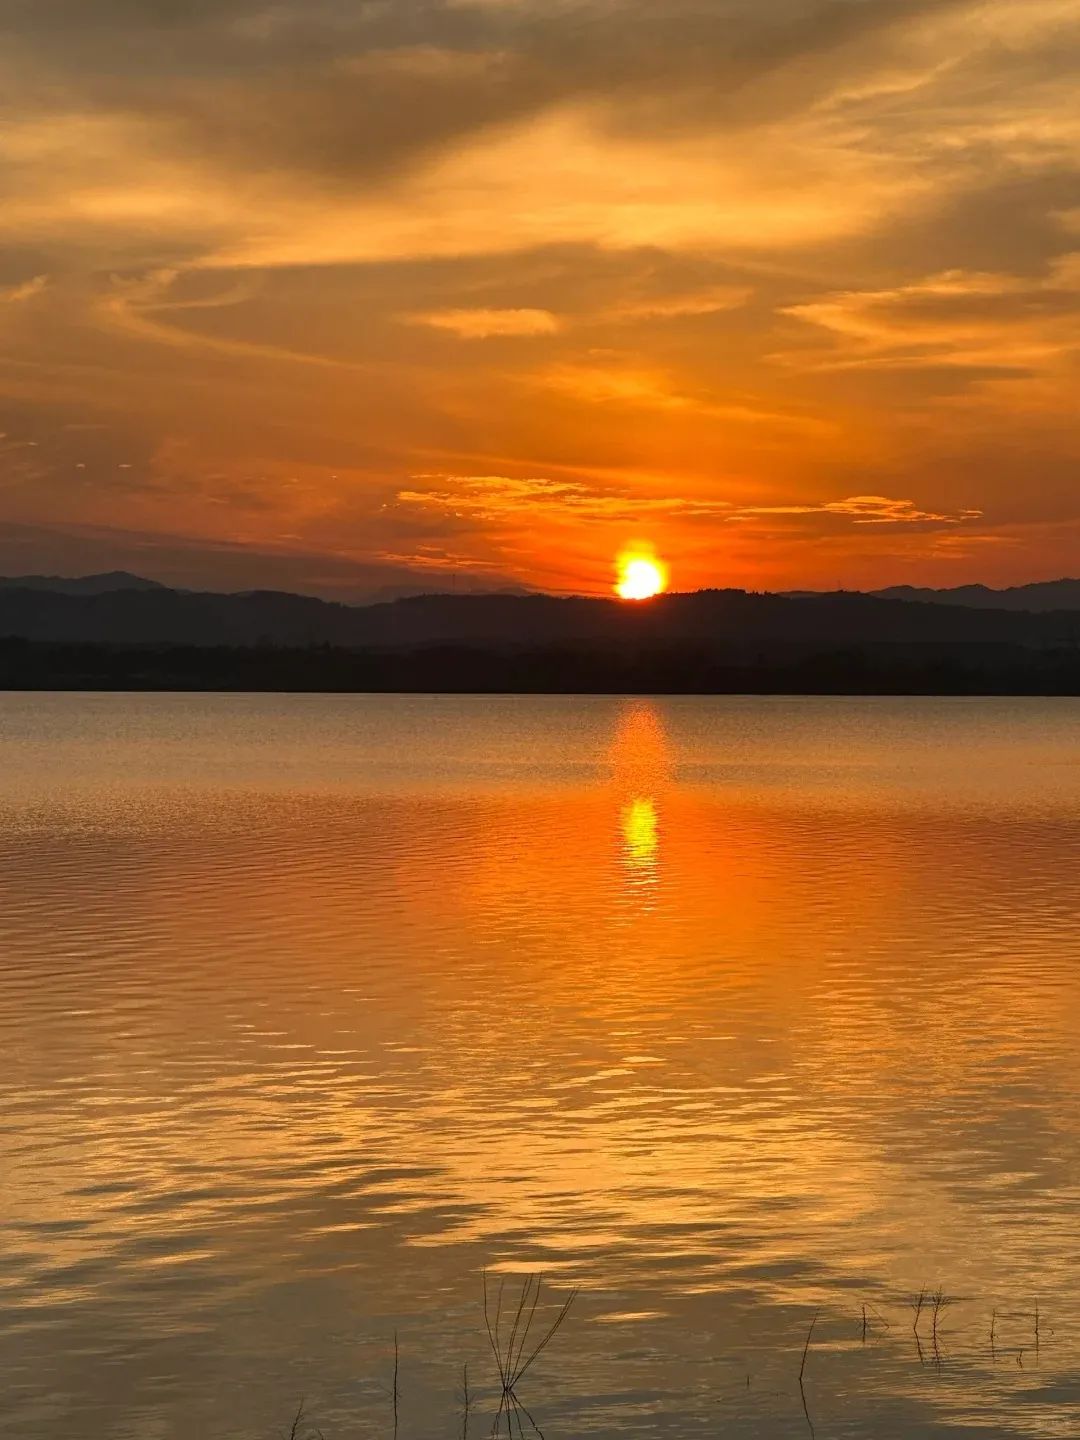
[1,0,1078,599]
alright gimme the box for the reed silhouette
[483,1272,578,1437]
[275,1285,1054,1437]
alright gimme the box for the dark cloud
[0,0,989,185]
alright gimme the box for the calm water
[2,694,1080,1440]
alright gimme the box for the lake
[2,693,1079,1439]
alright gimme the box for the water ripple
[1,694,1079,1438]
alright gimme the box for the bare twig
[284,1399,306,1440]
[860,1301,891,1340]
[511,1390,547,1440]
[799,1311,818,1384]
[460,1362,471,1440]
[797,1317,817,1440]
[393,1330,400,1440]
[929,1288,953,1363]
[800,1381,816,1440]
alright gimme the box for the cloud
[401,286,751,340]
[1,0,1079,594]
[737,494,983,525]
[396,472,724,523]
[5,0,1073,287]
[397,475,980,531]
[403,307,561,338]
[194,107,934,272]
[2,1,1077,281]
[604,285,753,322]
[538,360,829,432]
[778,262,1080,376]
[0,275,47,304]
[97,267,370,372]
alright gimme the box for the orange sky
[1,0,1079,598]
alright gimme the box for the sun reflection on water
[610,701,671,892]
[620,796,659,876]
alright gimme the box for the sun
[616,550,668,601]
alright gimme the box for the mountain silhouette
[1,576,1079,693]
[4,569,1079,615]
[780,579,1080,611]
[1,581,1079,648]
[869,579,1080,611]
[0,570,168,597]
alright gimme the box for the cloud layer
[1,0,1078,594]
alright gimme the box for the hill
[1,579,1079,693]
[0,570,168,597]
[2,583,1080,649]
[871,579,1080,611]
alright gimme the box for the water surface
[2,694,1079,1439]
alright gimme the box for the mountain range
[1,574,1080,650]
[779,579,1080,611]
[872,579,1080,611]
[0,570,168,597]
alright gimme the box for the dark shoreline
[2,637,1079,696]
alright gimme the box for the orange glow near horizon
[615,551,668,601]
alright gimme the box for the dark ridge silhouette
[1,581,1080,693]
[3,570,1080,613]
[872,579,1080,610]
[3,583,1080,651]
[0,570,168,596]
[783,578,1080,612]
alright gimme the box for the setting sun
[616,551,668,601]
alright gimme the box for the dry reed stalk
[393,1331,400,1440]
[460,1363,471,1440]
[482,1272,577,1437]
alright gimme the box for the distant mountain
[870,579,1080,612]
[9,570,1078,613]
[782,579,1080,612]
[364,581,536,603]
[0,570,537,605]
[1,582,1080,652]
[0,570,168,596]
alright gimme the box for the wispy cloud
[397,472,727,523]
[737,495,983,526]
[539,360,830,432]
[403,307,561,338]
[98,268,371,372]
[603,285,753,322]
[0,275,47,304]
[778,262,1080,375]
[398,476,981,530]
